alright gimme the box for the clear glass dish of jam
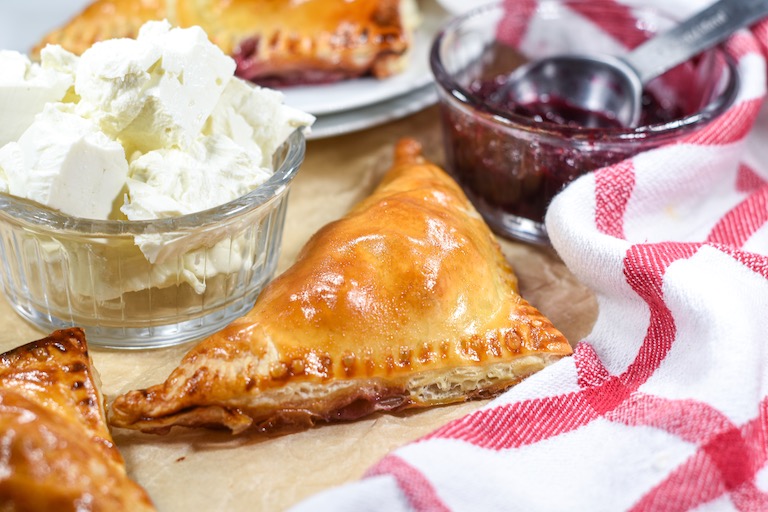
[430,1,739,245]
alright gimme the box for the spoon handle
[625,0,768,84]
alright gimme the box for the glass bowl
[430,1,739,245]
[0,129,306,349]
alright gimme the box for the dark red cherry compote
[438,74,684,238]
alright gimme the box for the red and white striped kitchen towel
[291,1,768,510]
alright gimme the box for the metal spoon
[498,0,768,128]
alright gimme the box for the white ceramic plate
[307,83,438,140]
[281,0,450,116]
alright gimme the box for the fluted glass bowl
[0,130,305,349]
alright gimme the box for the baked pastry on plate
[0,328,155,510]
[33,0,421,86]
[110,139,571,435]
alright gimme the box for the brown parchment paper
[0,107,597,512]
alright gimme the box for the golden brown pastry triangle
[0,328,156,511]
[33,0,419,86]
[110,139,572,435]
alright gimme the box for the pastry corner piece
[110,139,572,435]
[0,328,156,511]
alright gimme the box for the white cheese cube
[206,78,315,168]
[75,21,236,154]
[0,105,128,220]
[74,37,161,136]
[0,50,73,146]
[128,21,235,148]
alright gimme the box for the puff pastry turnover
[0,328,155,511]
[33,0,420,86]
[110,139,572,435]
